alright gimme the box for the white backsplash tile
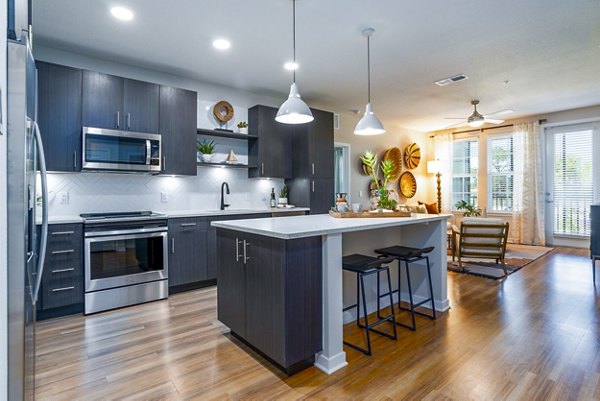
[45,169,283,216]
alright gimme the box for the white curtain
[513,122,545,245]
[433,133,453,212]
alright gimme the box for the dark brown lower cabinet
[216,228,322,374]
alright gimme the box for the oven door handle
[85,227,168,237]
[146,139,151,165]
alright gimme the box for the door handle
[180,223,197,227]
[236,238,243,262]
[51,231,74,236]
[73,150,77,169]
[312,163,315,175]
[51,249,74,255]
[52,286,74,292]
[127,113,131,129]
[51,268,75,274]
[261,162,264,175]
[312,180,315,193]
[171,238,175,254]
[243,240,250,264]
[116,111,120,128]
[163,156,166,172]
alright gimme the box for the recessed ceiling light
[110,6,134,21]
[213,39,231,50]
[284,61,298,70]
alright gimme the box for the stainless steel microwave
[82,127,161,172]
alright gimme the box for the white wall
[33,46,286,217]
[1,0,8,397]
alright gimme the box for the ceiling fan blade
[483,109,514,118]
[444,117,465,120]
[484,118,504,124]
[444,121,467,129]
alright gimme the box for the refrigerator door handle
[32,121,49,305]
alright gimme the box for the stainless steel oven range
[81,211,168,314]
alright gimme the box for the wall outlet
[58,191,70,205]
[161,192,168,203]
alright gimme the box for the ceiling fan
[444,100,514,128]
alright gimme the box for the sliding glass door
[545,123,599,246]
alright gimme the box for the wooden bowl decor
[382,147,402,182]
[360,158,373,175]
[213,100,234,123]
[404,142,421,169]
[399,171,417,198]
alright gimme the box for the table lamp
[427,160,443,213]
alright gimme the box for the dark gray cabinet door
[82,71,124,130]
[248,105,292,179]
[124,79,159,133]
[36,62,82,172]
[159,86,197,175]
[308,109,334,179]
[216,229,246,337]
[168,218,207,287]
[310,178,334,214]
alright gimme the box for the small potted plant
[455,200,482,217]
[197,139,216,163]
[360,150,398,211]
[237,121,248,134]
[279,184,288,206]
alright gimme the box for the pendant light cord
[293,0,296,83]
[367,34,371,104]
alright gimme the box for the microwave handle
[146,140,151,165]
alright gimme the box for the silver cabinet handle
[116,111,120,128]
[52,286,74,292]
[261,162,264,175]
[243,240,250,264]
[51,231,74,236]
[127,112,131,129]
[51,249,74,255]
[73,151,77,169]
[171,238,175,254]
[51,268,74,274]
[180,223,196,227]
[312,180,315,193]
[236,238,243,262]
[312,163,315,175]
[163,156,166,172]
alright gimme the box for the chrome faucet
[220,182,230,210]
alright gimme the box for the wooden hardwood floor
[36,247,600,400]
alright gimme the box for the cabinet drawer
[43,278,83,309]
[47,224,83,245]
[171,217,206,231]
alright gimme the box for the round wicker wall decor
[213,100,234,123]
[404,142,421,169]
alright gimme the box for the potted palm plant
[360,150,398,211]
[197,139,216,163]
[279,184,288,206]
[455,200,482,217]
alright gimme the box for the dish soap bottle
[270,188,277,208]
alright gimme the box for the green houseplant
[197,139,216,163]
[360,150,398,211]
[237,121,249,134]
[455,200,482,217]
[279,184,288,205]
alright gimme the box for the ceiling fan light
[468,119,485,128]
[354,103,386,135]
[275,83,314,124]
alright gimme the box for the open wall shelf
[196,128,258,140]
[197,162,257,169]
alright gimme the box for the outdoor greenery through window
[552,129,594,236]
[452,139,478,208]
[487,135,514,211]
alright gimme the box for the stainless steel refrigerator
[7,31,49,401]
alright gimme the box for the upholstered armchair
[451,217,510,277]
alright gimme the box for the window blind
[488,136,514,211]
[553,129,594,236]
[452,139,478,208]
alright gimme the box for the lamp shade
[354,103,385,135]
[275,83,314,124]
[427,160,442,174]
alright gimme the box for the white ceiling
[32,0,600,132]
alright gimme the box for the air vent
[333,112,340,130]
[435,74,469,87]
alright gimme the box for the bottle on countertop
[270,188,277,208]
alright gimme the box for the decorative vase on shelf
[201,154,213,163]
[239,127,248,134]
[279,197,288,206]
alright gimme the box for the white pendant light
[354,28,385,136]
[276,0,314,124]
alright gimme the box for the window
[452,139,478,208]
[487,135,514,211]
[552,129,594,236]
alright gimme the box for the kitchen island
[212,213,450,375]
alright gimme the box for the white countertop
[44,207,309,225]
[211,213,451,239]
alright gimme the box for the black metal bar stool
[374,246,436,331]
[342,254,397,355]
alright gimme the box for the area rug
[447,244,554,279]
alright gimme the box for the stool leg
[355,274,360,328]
[593,258,596,283]
[404,261,416,331]
[425,256,437,320]
[377,268,382,320]
[360,274,372,355]
[386,267,398,340]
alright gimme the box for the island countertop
[211,213,451,239]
